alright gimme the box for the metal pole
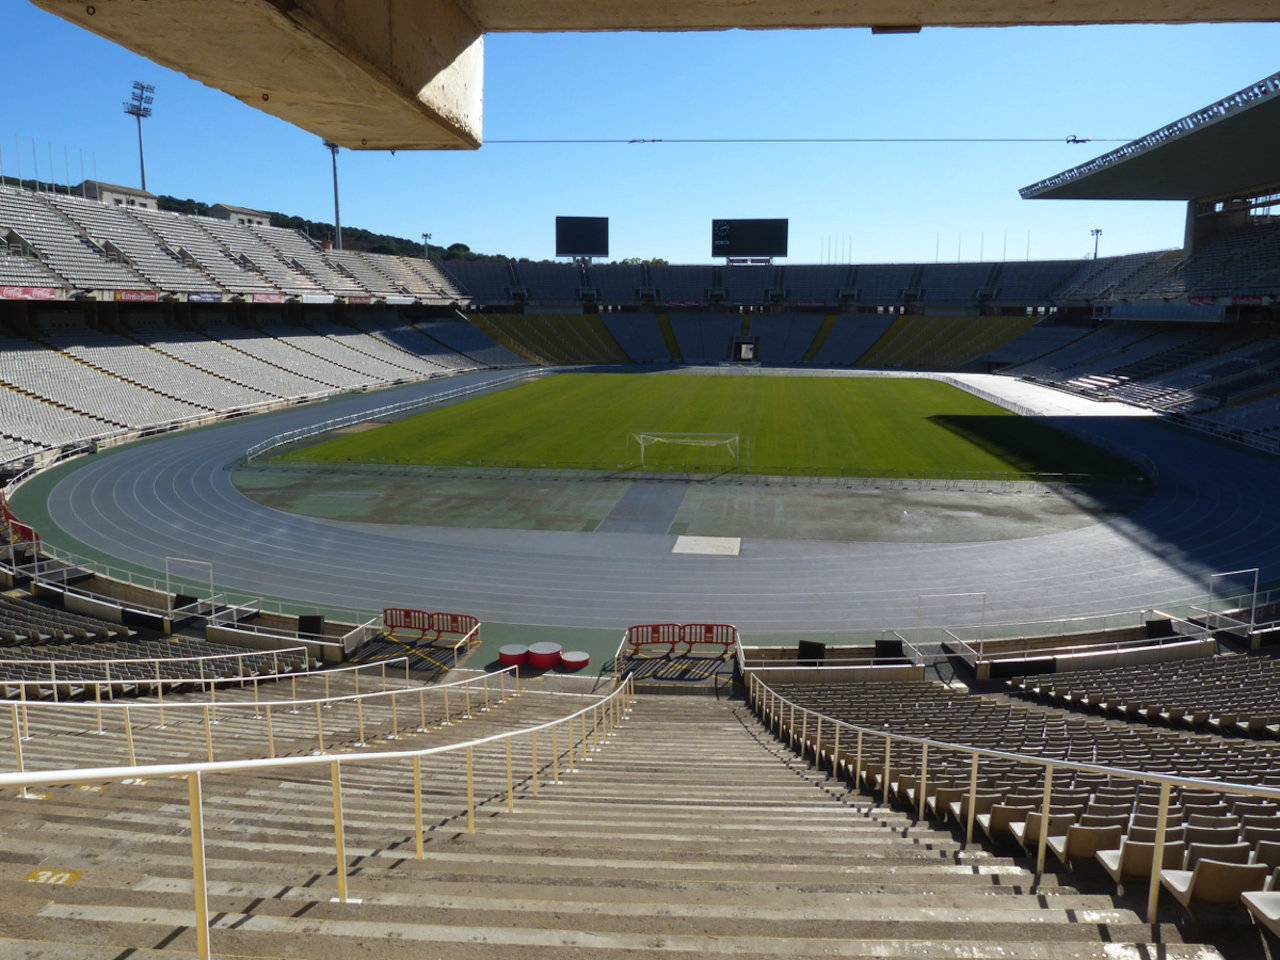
[188,773,211,960]
[265,704,275,759]
[331,762,348,902]
[136,112,147,192]
[505,738,514,812]
[1036,764,1054,879]
[531,731,539,796]
[327,141,343,250]
[465,747,475,833]
[414,755,424,859]
[966,753,979,846]
[1147,781,1171,923]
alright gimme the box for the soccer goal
[626,432,746,470]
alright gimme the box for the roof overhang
[1021,72,1280,202]
[30,0,1280,152]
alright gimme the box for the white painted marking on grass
[672,536,741,557]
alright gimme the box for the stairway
[0,693,1224,959]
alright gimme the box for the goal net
[626,432,743,470]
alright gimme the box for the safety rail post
[567,717,576,772]
[499,669,506,703]
[552,723,561,783]
[208,681,217,725]
[1148,781,1172,923]
[966,753,979,846]
[9,704,26,799]
[918,743,928,822]
[531,730,539,796]
[252,677,261,719]
[465,746,475,834]
[800,711,808,761]
[188,772,211,960]
[1036,764,1054,879]
[19,685,28,741]
[482,675,490,713]
[265,704,275,758]
[290,674,298,712]
[381,661,387,693]
[418,688,427,732]
[390,692,400,740]
[156,663,165,728]
[315,702,325,753]
[124,705,136,767]
[789,702,796,748]
[854,730,863,788]
[505,738,514,812]
[203,706,213,762]
[464,684,472,719]
[882,737,891,806]
[413,755,424,859]
[831,724,840,778]
[355,698,366,746]
[50,663,58,702]
[104,663,113,701]
[94,684,104,736]
[591,706,600,754]
[814,716,822,768]
[331,762,349,902]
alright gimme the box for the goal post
[625,432,746,469]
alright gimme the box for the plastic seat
[1161,857,1267,916]
[1047,823,1123,870]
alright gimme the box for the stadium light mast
[122,81,155,191]
[324,140,343,250]
[1091,228,1102,260]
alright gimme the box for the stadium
[4,4,1280,960]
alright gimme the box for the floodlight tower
[324,140,343,250]
[1091,228,1102,260]
[122,81,155,191]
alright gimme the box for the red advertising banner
[113,290,158,303]
[0,286,57,301]
[252,293,285,304]
[348,296,373,305]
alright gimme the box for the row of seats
[0,593,129,645]
[769,677,1280,920]
[1010,653,1280,737]
[0,184,465,302]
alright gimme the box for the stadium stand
[649,264,715,303]
[1010,654,1280,737]
[251,223,367,298]
[465,313,629,365]
[324,249,402,297]
[46,193,223,294]
[855,315,1036,370]
[0,185,150,291]
[416,317,529,367]
[808,313,898,365]
[744,312,825,364]
[127,206,280,295]
[589,263,645,303]
[195,215,326,297]
[668,312,739,363]
[601,312,673,363]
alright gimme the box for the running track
[31,370,1280,634]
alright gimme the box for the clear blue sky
[2,2,1278,264]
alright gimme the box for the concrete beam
[32,0,483,150]
[468,0,1280,30]
[31,0,1280,152]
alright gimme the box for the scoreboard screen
[556,216,609,257]
[711,219,788,258]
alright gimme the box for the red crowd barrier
[383,608,479,642]
[625,622,738,656]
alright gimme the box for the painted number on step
[25,869,82,886]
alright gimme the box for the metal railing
[748,673,1280,926]
[3,659,514,767]
[0,672,635,960]
[243,369,546,462]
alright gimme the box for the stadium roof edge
[29,0,1280,151]
[1020,71,1280,202]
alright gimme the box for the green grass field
[275,373,1141,480]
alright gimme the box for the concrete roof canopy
[29,0,1280,151]
[1021,71,1280,202]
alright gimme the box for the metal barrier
[243,370,546,462]
[747,672,1280,926]
[3,659,509,767]
[0,672,635,960]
